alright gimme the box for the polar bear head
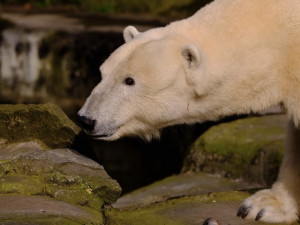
[77,25,215,141]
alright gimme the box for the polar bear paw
[237,184,299,223]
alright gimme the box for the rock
[107,191,283,225]
[0,141,121,211]
[0,103,81,149]
[0,194,103,225]
[0,103,121,223]
[182,115,287,186]
[114,172,257,209]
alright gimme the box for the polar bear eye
[124,77,135,86]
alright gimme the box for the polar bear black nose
[77,115,96,131]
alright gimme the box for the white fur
[123,26,139,43]
[79,0,300,223]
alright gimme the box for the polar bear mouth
[89,132,116,139]
[89,130,119,141]
[87,122,120,140]
[91,134,112,138]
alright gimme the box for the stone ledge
[0,142,121,211]
[0,103,81,149]
[107,191,287,225]
[0,194,103,225]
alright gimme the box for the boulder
[0,195,103,225]
[0,103,80,149]
[182,115,287,186]
[0,142,121,211]
[0,104,121,224]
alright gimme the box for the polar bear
[77,0,300,223]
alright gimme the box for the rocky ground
[0,104,121,224]
[0,103,291,225]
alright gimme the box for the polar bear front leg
[237,120,300,223]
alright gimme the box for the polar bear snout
[76,112,119,140]
[77,114,96,132]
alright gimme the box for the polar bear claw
[238,184,299,223]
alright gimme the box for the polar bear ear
[123,26,139,43]
[181,44,201,69]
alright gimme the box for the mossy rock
[114,172,256,209]
[107,191,287,225]
[0,142,121,211]
[182,115,287,186]
[0,103,80,149]
[0,194,103,225]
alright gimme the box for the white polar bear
[78,0,300,223]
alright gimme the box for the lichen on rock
[0,103,121,223]
[182,115,287,186]
[0,103,81,149]
[107,191,273,225]
[114,172,256,209]
[0,141,121,211]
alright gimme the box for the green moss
[0,175,42,195]
[107,207,184,225]
[0,152,121,211]
[199,116,284,160]
[0,177,103,211]
[106,191,249,225]
[115,172,254,209]
[0,216,83,225]
[0,103,80,149]
[42,185,105,211]
[183,115,286,184]
[0,171,105,210]
[107,191,291,225]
